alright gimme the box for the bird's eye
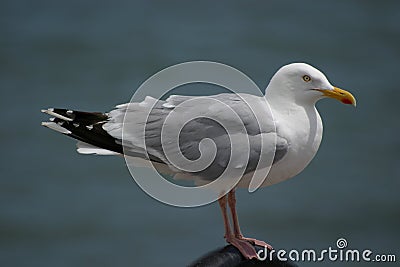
[302,75,311,82]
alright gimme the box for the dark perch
[188,245,299,267]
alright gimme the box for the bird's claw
[227,236,259,259]
[226,235,273,260]
[242,237,273,250]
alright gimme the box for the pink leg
[228,190,243,238]
[218,194,231,239]
[218,195,258,259]
[228,189,273,250]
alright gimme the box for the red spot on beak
[341,98,353,105]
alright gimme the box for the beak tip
[348,98,357,107]
[351,97,357,107]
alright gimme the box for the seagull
[41,63,356,259]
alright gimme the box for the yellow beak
[315,87,356,107]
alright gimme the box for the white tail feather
[41,108,73,121]
[41,122,72,134]
[76,141,119,155]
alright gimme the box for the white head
[266,63,356,107]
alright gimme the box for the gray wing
[103,93,288,180]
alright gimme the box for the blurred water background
[1,1,399,266]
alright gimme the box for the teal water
[1,1,399,266]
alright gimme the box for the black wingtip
[41,108,123,154]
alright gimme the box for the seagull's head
[267,63,356,107]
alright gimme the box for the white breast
[267,105,323,186]
[238,105,323,189]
